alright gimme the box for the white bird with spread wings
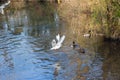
[51,34,65,50]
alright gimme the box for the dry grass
[58,0,102,35]
[58,0,120,40]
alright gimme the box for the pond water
[0,3,120,80]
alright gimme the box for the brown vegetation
[57,0,120,40]
[1,0,119,40]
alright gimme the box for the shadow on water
[97,42,120,80]
[0,2,120,80]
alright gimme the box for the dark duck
[72,41,85,53]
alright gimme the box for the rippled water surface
[0,3,120,80]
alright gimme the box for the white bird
[51,34,65,50]
[0,0,10,15]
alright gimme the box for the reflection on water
[98,42,120,80]
[0,3,120,80]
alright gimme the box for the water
[0,3,120,80]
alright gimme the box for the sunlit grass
[58,0,120,40]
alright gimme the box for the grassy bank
[57,0,120,40]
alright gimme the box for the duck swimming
[83,34,90,37]
[51,34,65,50]
[83,30,91,37]
[72,41,85,53]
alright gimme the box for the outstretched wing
[59,35,65,44]
[56,34,60,42]
[50,44,61,50]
